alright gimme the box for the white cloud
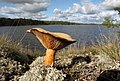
[0,0,120,23]
[0,0,51,19]
[52,0,101,23]
[66,3,82,14]
[101,0,120,10]
[51,9,120,24]
[17,2,49,13]
[0,0,51,4]
[53,8,61,14]
[81,3,99,14]
[67,14,102,23]
[48,13,102,24]
[8,12,48,20]
[64,2,99,14]
[0,1,50,13]
[53,8,72,18]
[0,14,8,18]
[23,13,48,19]
[53,1,100,20]
[0,0,34,3]
[0,6,22,14]
[98,10,118,18]
[112,15,120,24]
[66,3,98,14]
[49,16,68,21]
[51,0,120,24]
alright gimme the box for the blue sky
[46,0,80,17]
[0,0,120,23]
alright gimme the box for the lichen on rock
[0,47,29,81]
[19,66,66,81]
[30,56,44,67]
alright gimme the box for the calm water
[0,25,119,51]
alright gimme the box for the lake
[0,25,119,51]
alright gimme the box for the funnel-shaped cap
[27,28,76,50]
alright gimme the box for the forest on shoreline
[0,18,83,26]
[0,18,119,27]
[0,18,102,26]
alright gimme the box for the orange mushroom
[26,28,76,66]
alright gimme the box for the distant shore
[0,18,101,26]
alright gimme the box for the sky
[0,0,120,24]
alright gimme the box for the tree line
[0,18,81,26]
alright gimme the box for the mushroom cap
[27,28,76,50]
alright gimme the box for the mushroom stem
[44,49,56,66]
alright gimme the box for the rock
[97,69,120,81]
[0,47,30,63]
[19,66,66,81]
[1,45,120,81]
[30,56,44,67]
[0,47,29,81]
[55,53,120,81]
[20,56,66,81]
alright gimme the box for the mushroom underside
[33,31,75,50]
[27,28,76,66]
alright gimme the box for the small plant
[101,16,120,61]
[0,34,42,61]
[97,35,120,61]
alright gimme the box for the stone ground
[1,47,120,81]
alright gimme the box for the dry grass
[56,43,99,61]
[1,32,120,62]
[57,34,120,62]
[97,41,120,61]
[0,34,43,59]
